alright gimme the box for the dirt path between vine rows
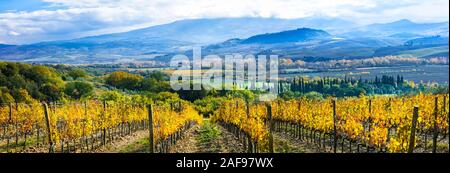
[272,132,324,153]
[171,122,323,153]
[97,122,325,153]
[169,124,245,153]
[95,130,149,153]
[106,121,245,153]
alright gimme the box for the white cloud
[0,0,448,44]
[8,31,21,36]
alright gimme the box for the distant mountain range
[153,27,448,63]
[242,28,330,44]
[0,44,13,48]
[99,17,355,44]
[342,19,449,38]
[0,17,448,64]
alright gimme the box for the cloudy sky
[0,0,448,45]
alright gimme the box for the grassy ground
[195,120,222,151]
[0,137,42,153]
[119,137,150,153]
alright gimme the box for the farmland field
[280,65,449,84]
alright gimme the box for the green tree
[193,96,226,117]
[98,90,125,102]
[41,83,64,102]
[227,89,255,102]
[140,77,170,93]
[0,88,14,104]
[106,71,143,90]
[156,92,180,103]
[65,81,94,100]
[303,91,323,100]
[0,62,64,102]
[177,84,209,102]
[10,89,34,103]
[68,68,88,80]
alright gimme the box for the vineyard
[211,93,449,153]
[0,100,202,153]
[0,93,449,153]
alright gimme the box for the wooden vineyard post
[446,96,450,153]
[43,102,54,153]
[332,99,337,153]
[297,100,302,140]
[148,104,154,153]
[432,97,438,153]
[82,101,88,152]
[408,107,419,153]
[102,101,107,145]
[6,103,13,153]
[386,98,392,144]
[8,103,12,122]
[267,103,274,153]
[367,99,372,153]
[246,101,253,153]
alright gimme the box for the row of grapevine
[271,94,449,153]
[212,93,449,153]
[211,99,270,153]
[0,100,202,153]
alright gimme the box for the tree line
[279,75,447,98]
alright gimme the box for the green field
[396,46,449,58]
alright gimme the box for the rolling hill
[342,19,449,39]
[404,36,449,46]
[373,36,449,58]
[155,28,405,62]
[242,28,331,44]
[0,44,13,48]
